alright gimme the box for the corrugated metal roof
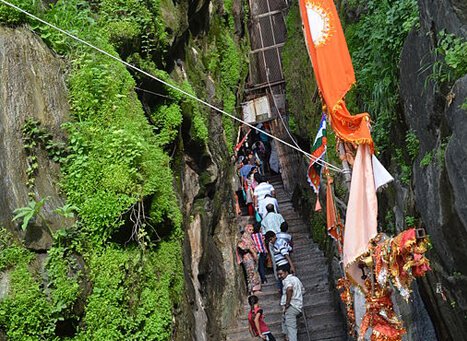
[247,0,288,90]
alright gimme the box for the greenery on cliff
[0,0,246,339]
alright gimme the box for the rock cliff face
[0,0,247,339]
[1,0,465,340]
[160,1,249,339]
[397,0,467,339]
[175,97,244,340]
[282,0,467,340]
[0,26,70,250]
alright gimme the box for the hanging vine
[21,118,67,199]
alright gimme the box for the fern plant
[12,197,48,231]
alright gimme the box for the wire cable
[0,0,343,173]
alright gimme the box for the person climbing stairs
[228,175,348,341]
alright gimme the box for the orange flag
[299,0,373,146]
[300,0,378,290]
[299,0,355,111]
[330,102,373,146]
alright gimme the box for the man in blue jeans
[277,266,305,341]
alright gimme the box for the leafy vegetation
[0,229,56,340]
[0,228,34,272]
[0,0,248,338]
[22,118,67,198]
[419,137,450,169]
[405,130,420,161]
[394,149,412,185]
[420,151,434,168]
[427,30,467,87]
[77,240,183,340]
[405,215,416,227]
[12,197,48,231]
[0,0,201,338]
[282,2,321,139]
[344,0,419,152]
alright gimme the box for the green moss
[0,263,57,340]
[282,2,321,139]
[151,103,183,146]
[46,247,81,317]
[76,238,183,340]
[310,211,327,247]
[420,151,434,168]
[393,148,412,185]
[0,241,33,272]
[1,0,188,338]
[0,0,38,26]
[405,130,420,161]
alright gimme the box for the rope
[0,0,343,173]
[134,87,174,100]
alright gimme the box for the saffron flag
[299,0,355,111]
[329,102,373,146]
[299,0,373,146]
[307,114,327,194]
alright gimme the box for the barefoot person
[237,224,261,294]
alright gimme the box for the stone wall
[399,4,467,334]
[0,26,71,250]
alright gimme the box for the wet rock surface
[398,0,467,338]
[0,26,71,250]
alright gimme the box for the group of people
[235,168,305,341]
[234,124,281,217]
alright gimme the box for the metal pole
[301,308,312,341]
[338,142,352,190]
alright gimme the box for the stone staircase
[227,175,348,341]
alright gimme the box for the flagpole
[324,105,352,190]
[338,142,352,190]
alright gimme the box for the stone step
[258,272,329,293]
[291,252,327,263]
[239,293,338,316]
[228,311,346,341]
[237,306,343,329]
[228,173,346,341]
[292,242,322,251]
[242,289,335,306]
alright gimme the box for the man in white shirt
[261,204,285,234]
[278,266,305,341]
[253,174,275,212]
[258,194,279,218]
